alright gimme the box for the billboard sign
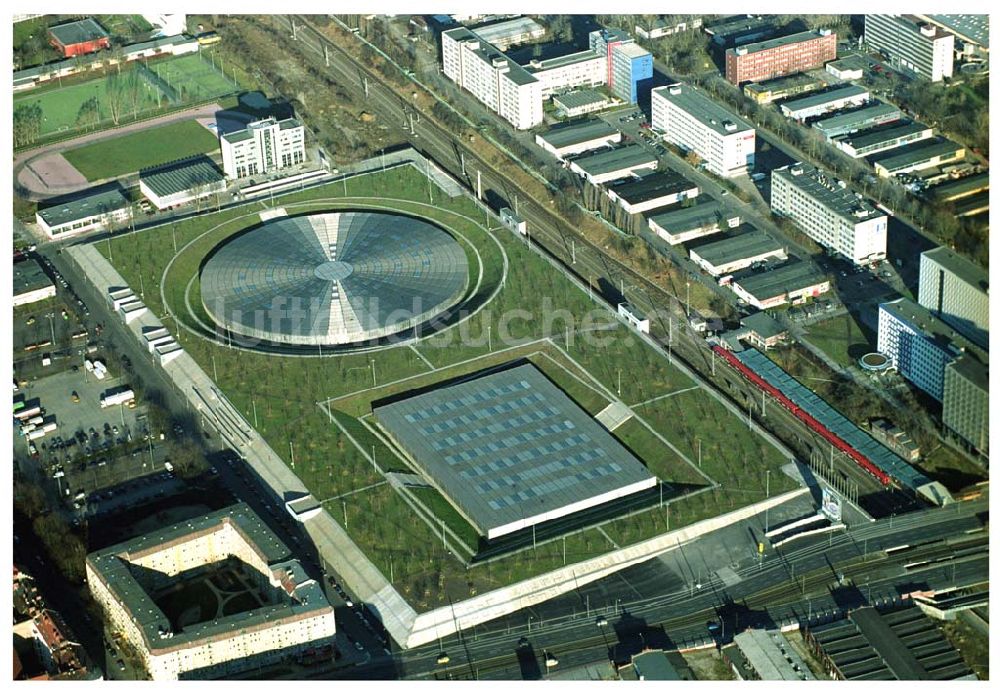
[821,487,842,522]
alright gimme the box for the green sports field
[62,119,221,181]
[14,52,241,139]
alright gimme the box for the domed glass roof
[200,211,469,346]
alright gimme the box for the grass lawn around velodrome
[101,165,796,609]
[63,119,220,181]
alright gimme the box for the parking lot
[15,363,166,506]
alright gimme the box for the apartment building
[220,117,305,179]
[725,30,837,85]
[651,83,755,178]
[770,163,887,266]
[86,505,337,680]
[864,14,954,82]
[442,26,543,130]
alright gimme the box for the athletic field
[62,120,221,181]
[14,52,241,139]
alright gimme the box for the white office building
[864,14,954,82]
[651,83,755,178]
[220,118,306,179]
[917,246,989,349]
[771,163,887,266]
[442,27,543,130]
[525,51,606,98]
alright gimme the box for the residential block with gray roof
[86,504,336,680]
[771,162,887,265]
[442,26,543,130]
[918,246,988,349]
[651,83,755,178]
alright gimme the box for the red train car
[712,346,891,486]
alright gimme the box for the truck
[164,462,175,473]
[100,389,135,409]
[84,359,94,372]
[15,405,42,421]
[93,364,107,381]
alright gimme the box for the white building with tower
[220,118,306,179]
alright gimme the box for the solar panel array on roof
[374,364,657,539]
[733,348,931,490]
[200,212,469,346]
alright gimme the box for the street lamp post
[764,469,771,533]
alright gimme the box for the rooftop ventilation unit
[736,47,748,55]
[920,25,936,38]
[724,121,737,132]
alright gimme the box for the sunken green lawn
[101,166,796,609]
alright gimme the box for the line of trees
[13,103,43,147]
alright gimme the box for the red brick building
[725,30,837,85]
[48,18,110,58]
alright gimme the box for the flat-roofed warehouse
[13,258,56,307]
[779,84,871,122]
[605,171,700,214]
[730,260,830,309]
[872,138,966,178]
[374,364,658,540]
[812,102,902,140]
[535,120,622,160]
[568,144,658,184]
[831,121,933,158]
[139,157,226,210]
[689,228,787,276]
[552,89,611,118]
[744,73,826,104]
[930,172,989,202]
[804,606,975,680]
[647,195,738,246]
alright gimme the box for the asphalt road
[385,498,987,679]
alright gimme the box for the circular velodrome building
[201,211,469,347]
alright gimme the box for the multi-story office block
[770,163,887,265]
[651,83,755,178]
[525,51,606,98]
[878,298,988,455]
[610,42,653,103]
[589,28,631,86]
[220,117,305,179]
[918,246,989,349]
[442,26,543,130]
[943,357,989,455]
[864,15,954,82]
[725,30,837,85]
